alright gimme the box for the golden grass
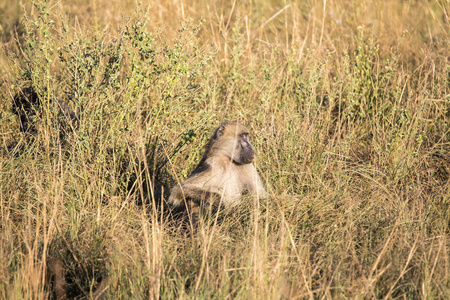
[0,0,449,298]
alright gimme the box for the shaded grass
[1,0,449,299]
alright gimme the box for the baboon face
[235,132,255,164]
[214,121,256,164]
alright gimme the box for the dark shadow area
[47,227,108,299]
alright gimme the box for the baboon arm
[242,165,267,199]
[169,183,222,207]
[255,175,267,199]
[247,181,267,200]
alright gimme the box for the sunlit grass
[0,0,449,299]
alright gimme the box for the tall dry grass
[0,0,449,298]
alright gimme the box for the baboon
[168,121,266,224]
[11,86,79,134]
[48,259,67,300]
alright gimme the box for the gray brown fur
[168,121,266,219]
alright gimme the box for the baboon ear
[216,125,226,137]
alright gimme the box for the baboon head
[211,121,256,164]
